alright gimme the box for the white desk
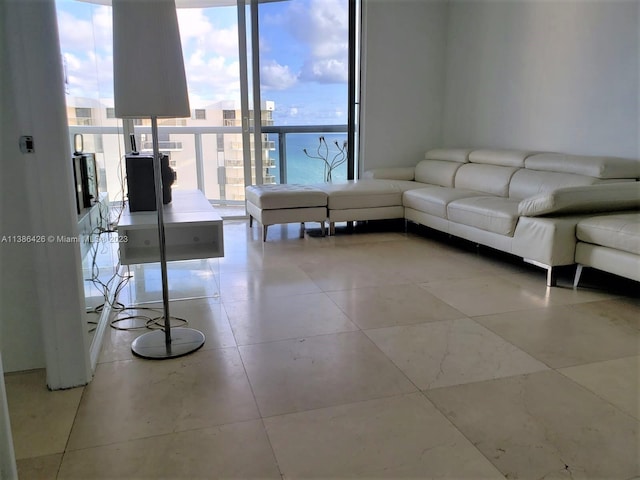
[118,190,224,265]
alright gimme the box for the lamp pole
[116,0,206,359]
[151,116,173,350]
[129,117,205,359]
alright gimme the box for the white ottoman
[315,180,405,235]
[245,184,328,241]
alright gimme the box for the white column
[0,0,91,388]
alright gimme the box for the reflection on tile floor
[7,220,640,479]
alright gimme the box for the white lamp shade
[112,0,190,118]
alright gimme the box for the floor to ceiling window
[55,0,358,214]
[55,1,122,202]
[257,0,353,185]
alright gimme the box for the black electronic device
[125,154,176,212]
[72,152,99,213]
[72,154,85,214]
[83,153,99,205]
[129,134,138,154]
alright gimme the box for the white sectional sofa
[246,148,639,286]
[362,149,640,285]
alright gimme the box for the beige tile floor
[6,220,640,479]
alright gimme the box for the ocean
[267,133,348,185]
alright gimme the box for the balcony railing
[141,141,183,151]
[226,157,276,168]
[230,140,276,151]
[67,123,348,203]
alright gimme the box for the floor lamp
[112,0,205,359]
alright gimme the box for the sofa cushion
[414,159,464,187]
[525,153,640,179]
[245,184,327,209]
[386,180,429,192]
[468,149,535,167]
[403,187,490,219]
[447,197,521,236]
[317,180,402,209]
[518,182,640,217]
[425,148,472,163]
[363,167,415,181]
[509,169,602,200]
[454,163,519,197]
[577,213,640,255]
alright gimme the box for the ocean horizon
[267,132,348,185]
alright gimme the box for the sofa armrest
[363,167,415,181]
[518,182,640,217]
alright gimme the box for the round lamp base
[131,328,205,359]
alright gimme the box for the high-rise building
[65,96,277,203]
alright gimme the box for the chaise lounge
[573,212,640,286]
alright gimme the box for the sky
[55,0,349,126]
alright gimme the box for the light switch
[19,136,34,153]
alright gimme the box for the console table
[117,189,224,265]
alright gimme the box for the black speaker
[125,154,176,212]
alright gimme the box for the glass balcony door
[166,1,261,216]
[56,0,355,215]
[254,0,354,186]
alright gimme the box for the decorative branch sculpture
[303,136,348,182]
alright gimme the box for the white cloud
[63,52,83,72]
[183,50,242,106]
[91,6,113,53]
[270,0,348,85]
[261,60,298,90]
[58,5,112,53]
[177,9,238,58]
[56,9,94,48]
[64,50,114,100]
[56,4,114,99]
[177,8,213,40]
[301,58,347,84]
[61,7,114,98]
[174,8,242,104]
[281,0,348,45]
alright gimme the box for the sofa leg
[299,222,305,239]
[249,215,253,228]
[523,259,559,287]
[573,264,584,288]
[263,225,268,242]
[320,222,326,237]
[329,222,335,236]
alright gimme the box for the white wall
[359,0,448,172]
[0,355,17,479]
[442,0,639,159]
[1,0,91,388]
[1,74,46,372]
